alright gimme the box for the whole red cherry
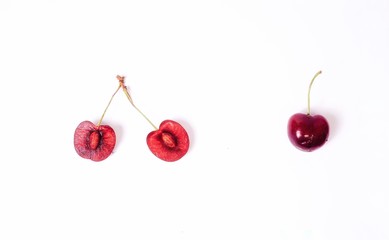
[287,71,330,152]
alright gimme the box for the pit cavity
[162,132,177,148]
[89,131,101,150]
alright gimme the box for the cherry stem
[116,75,158,130]
[307,70,322,115]
[97,85,121,127]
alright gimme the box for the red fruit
[116,75,190,161]
[147,120,190,162]
[287,70,330,152]
[74,121,116,161]
[74,77,121,161]
[287,113,329,152]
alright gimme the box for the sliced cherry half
[147,120,190,162]
[74,121,116,161]
[287,71,330,152]
[74,80,121,161]
[116,75,190,161]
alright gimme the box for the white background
[1,0,389,239]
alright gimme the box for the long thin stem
[117,75,158,130]
[307,70,322,115]
[97,85,121,126]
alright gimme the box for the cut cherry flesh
[146,120,189,162]
[287,113,329,152]
[74,120,116,161]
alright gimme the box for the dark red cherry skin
[74,121,116,161]
[287,113,329,152]
[146,120,190,162]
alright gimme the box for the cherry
[74,121,116,161]
[287,71,330,152]
[117,76,190,161]
[74,82,121,161]
[147,120,190,162]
